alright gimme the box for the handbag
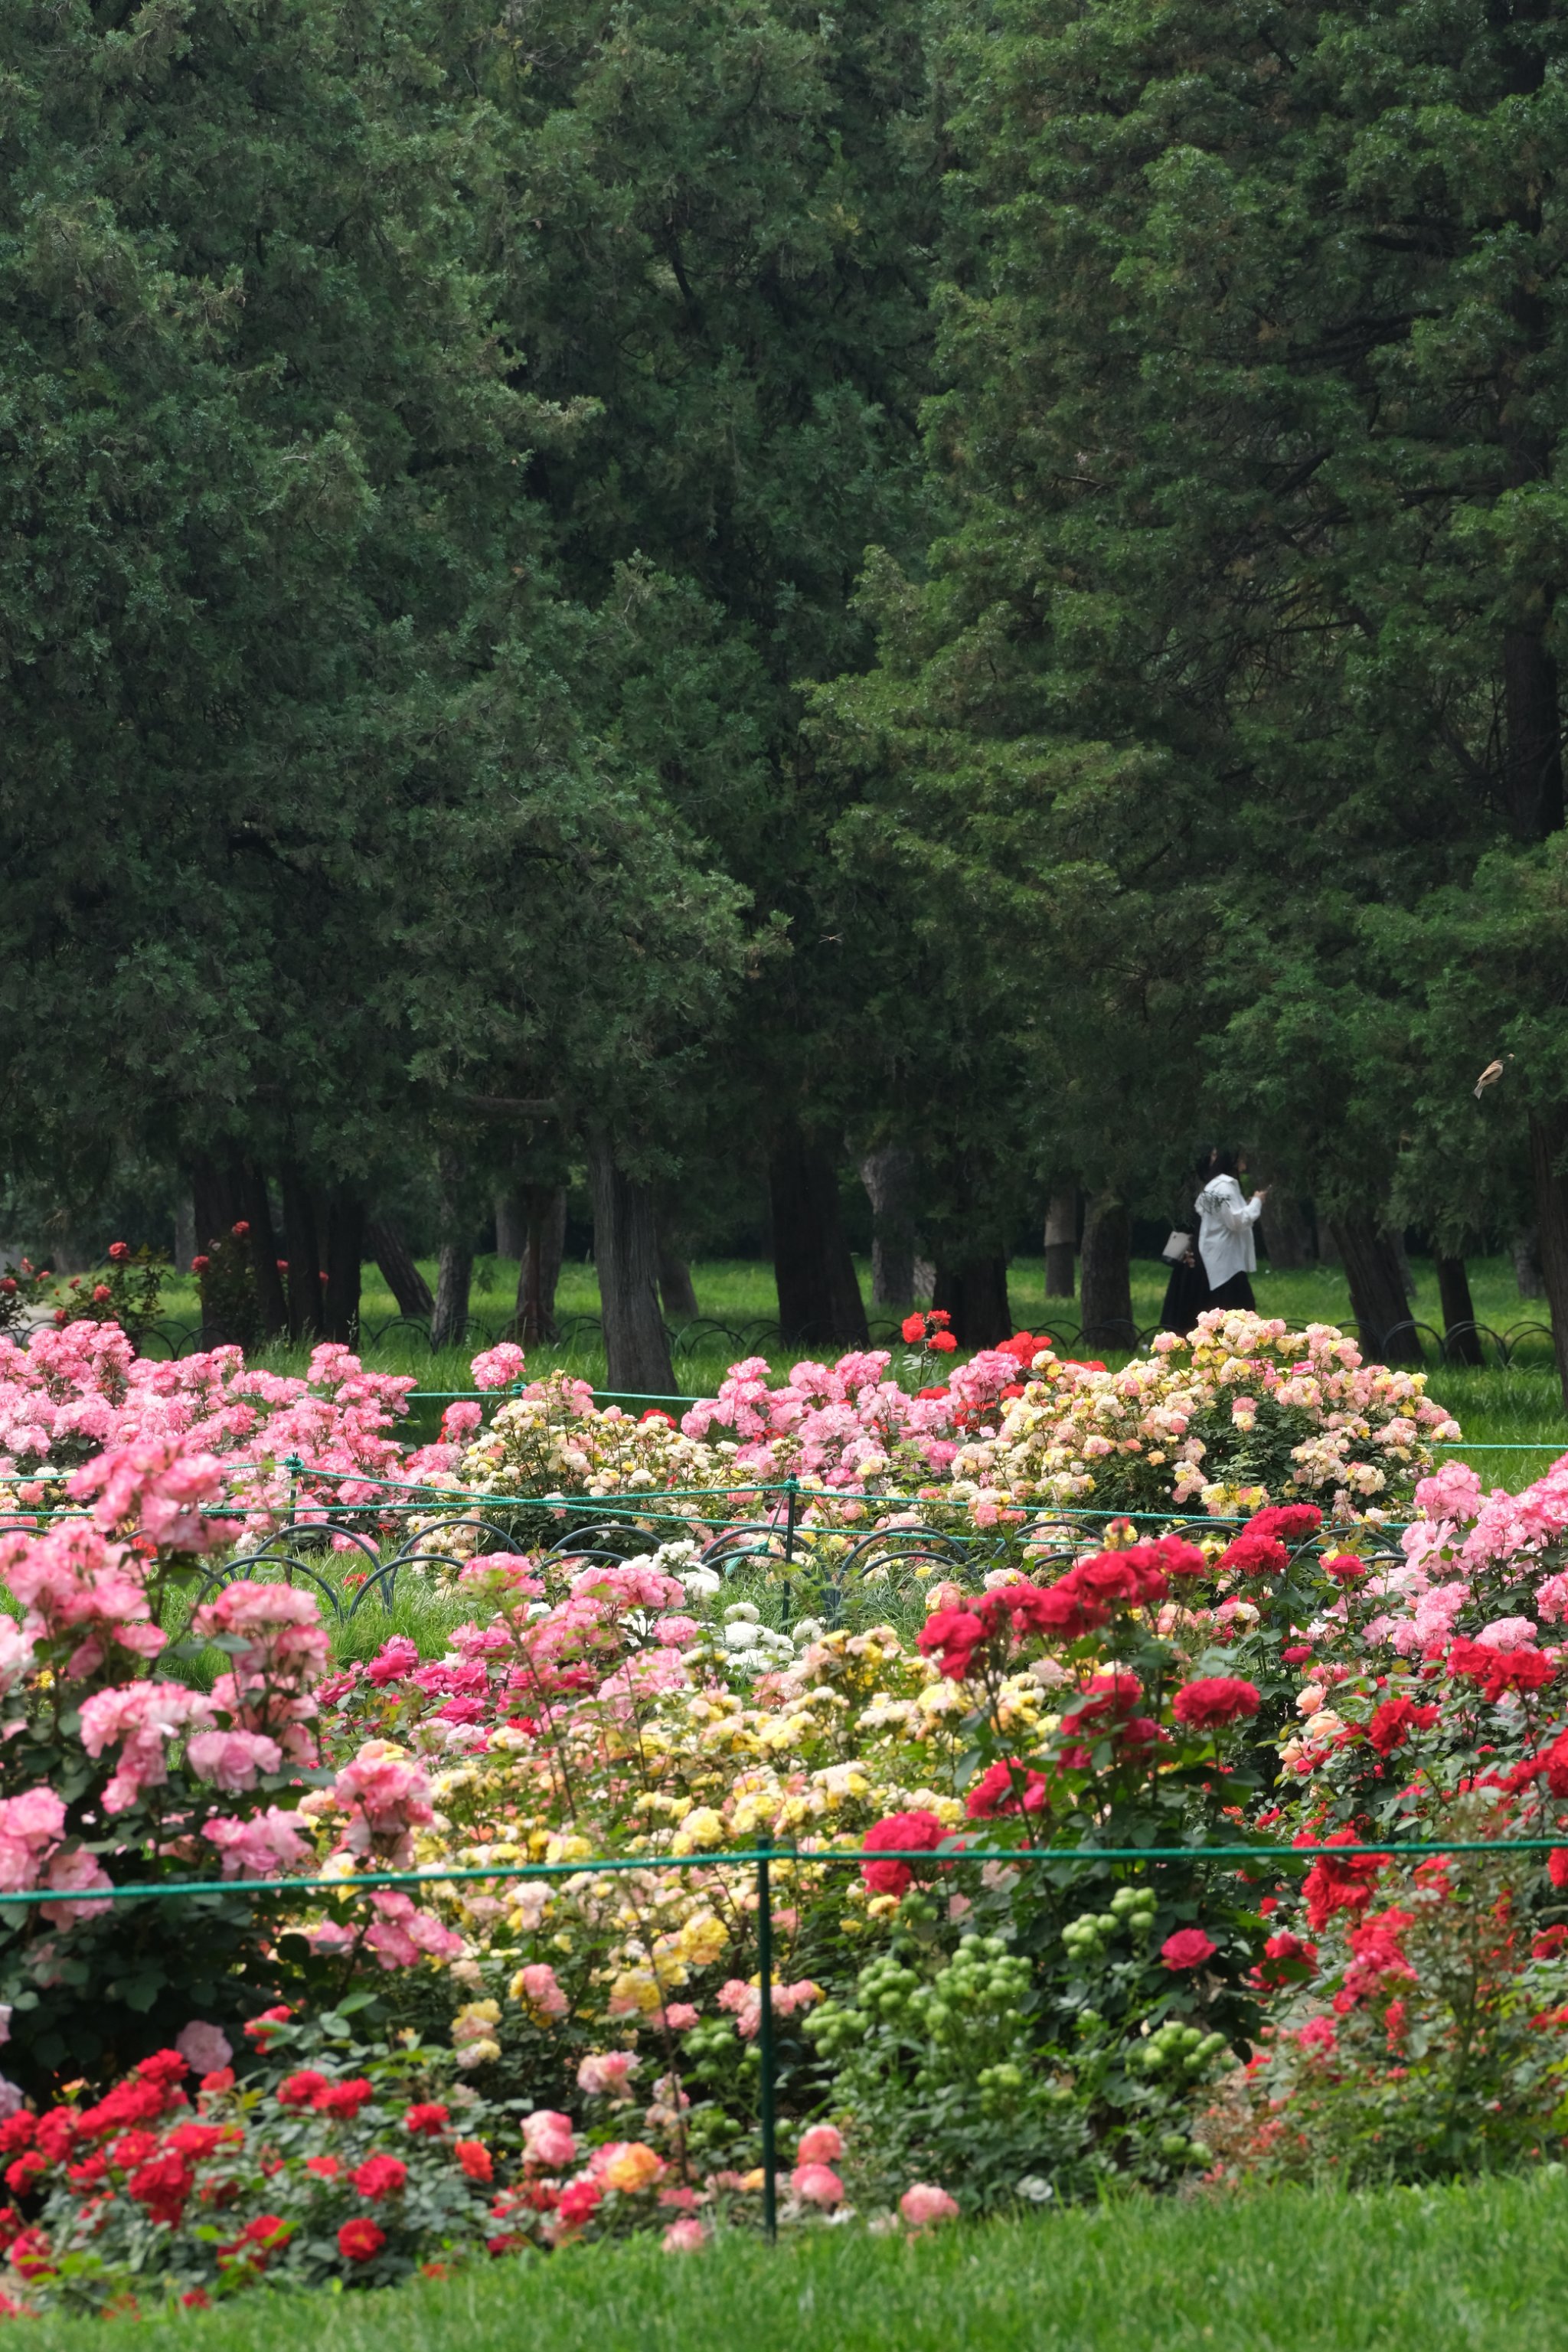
[1161,1230,1193,1263]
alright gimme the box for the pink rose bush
[0,1322,439,1535]
[0,1482,463,2102]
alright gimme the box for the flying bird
[1474,1056,1514,1099]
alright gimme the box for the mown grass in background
[18,2171,1568,2352]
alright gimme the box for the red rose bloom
[1171,1676,1261,1729]
[555,2179,602,2226]
[337,2218,385,2262]
[1366,1697,1439,1756]
[404,2103,450,2138]
[1246,1504,1323,1544]
[901,1314,926,1344]
[861,1809,947,1896]
[455,2140,493,2182]
[351,2155,407,2199]
[275,2070,329,2110]
[243,2006,292,2047]
[1257,1929,1318,1986]
[1161,1928,1217,1971]
[34,2112,80,2164]
[312,2078,374,2118]
[77,2079,168,2137]
[1298,1829,1387,1931]
[128,2152,194,2227]
[1447,1638,1556,1704]
[965,1760,1048,1819]
[1216,1530,1289,1579]
[136,2052,190,2089]
[916,1608,985,1681]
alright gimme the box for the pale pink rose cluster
[678,1348,1031,1488]
[0,1323,420,1535]
[333,1742,436,1865]
[0,1521,163,1682]
[363,1887,464,1969]
[0,1788,111,1922]
[716,1975,822,2039]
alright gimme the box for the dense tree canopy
[6,0,1568,1390]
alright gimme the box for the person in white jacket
[1194,1147,1268,1309]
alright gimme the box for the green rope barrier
[2,1837,1557,1909]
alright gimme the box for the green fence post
[756,1832,778,2243]
[284,1452,301,1530]
[779,1475,799,1629]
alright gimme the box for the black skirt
[1159,1253,1210,1335]
[1159,1258,1256,1335]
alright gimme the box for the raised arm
[1214,1183,1264,1236]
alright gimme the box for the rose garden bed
[2,1307,1568,2315]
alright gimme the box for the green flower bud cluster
[684,2020,740,2080]
[977,2060,1041,2115]
[906,1938,1032,2047]
[805,1936,1033,2066]
[1062,1886,1157,1961]
[1135,2021,1227,2076]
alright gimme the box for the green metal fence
[4,1831,1560,2239]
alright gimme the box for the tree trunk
[1258,1185,1313,1271]
[1436,1254,1484,1367]
[238,1161,289,1338]
[1514,1227,1545,1299]
[189,1155,243,1257]
[430,1151,472,1352]
[511,1187,565,1343]
[1079,1193,1135,1352]
[658,1246,700,1324]
[174,1193,196,1280]
[1528,1112,1568,1411]
[1043,1190,1076,1299]
[368,1216,435,1321]
[279,1164,324,1341]
[514,1185,567,1344]
[932,1256,1013,1350]
[1392,1231,1418,1301]
[769,1122,869,1348]
[859,1146,916,1306]
[589,1138,676,1392]
[1328,1218,1422,1366]
[495,1194,528,1263]
[431,1244,472,1351]
[322,1187,364,1344]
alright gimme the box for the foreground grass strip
[20,2174,1568,2352]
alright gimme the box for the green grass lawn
[148,1251,1568,1489]
[20,2172,1568,2350]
